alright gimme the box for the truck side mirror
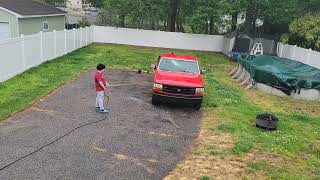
[151,64,156,69]
[201,69,206,74]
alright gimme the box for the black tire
[194,103,202,110]
[152,95,159,105]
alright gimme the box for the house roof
[0,0,66,18]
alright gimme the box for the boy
[95,64,110,113]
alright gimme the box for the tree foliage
[283,14,320,50]
[46,0,320,36]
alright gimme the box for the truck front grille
[163,85,195,95]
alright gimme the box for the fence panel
[309,51,320,69]
[0,38,23,81]
[66,30,74,53]
[293,46,309,64]
[281,44,294,59]
[80,27,87,47]
[56,31,65,57]
[0,26,93,82]
[75,28,81,49]
[277,43,320,69]
[93,26,224,52]
[43,32,55,61]
[24,34,41,68]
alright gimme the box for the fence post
[86,26,88,46]
[306,48,312,64]
[91,25,94,43]
[53,30,57,57]
[21,34,26,70]
[280,43,284,57]
[64,29,67,53]
[40,31,43,62]
[80,27,83,47]
[73,28,76,50]
[291,45,296,60]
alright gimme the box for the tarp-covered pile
[237,55,320,95]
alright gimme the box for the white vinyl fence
[93,26,225,52]
[0,26,93,82]
[277,43,320,69]
[1,25,320,83]
[222,37,235,55]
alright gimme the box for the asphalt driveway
[0,69,202,179]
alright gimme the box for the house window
[43,21,49,31]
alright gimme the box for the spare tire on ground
[256,113,278,131]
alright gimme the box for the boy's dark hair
[97,64,106,70]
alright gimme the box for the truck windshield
[158,58,200,74]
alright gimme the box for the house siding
[18,15,65,35]
[0,9,19,38]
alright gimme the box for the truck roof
[161,54,198,62]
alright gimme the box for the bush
[281,14,320,51]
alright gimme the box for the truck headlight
[153,83,163,90]
[195,88,204,94]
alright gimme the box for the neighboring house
[0,0,66,41]
[66,0,82,10]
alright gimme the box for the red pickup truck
[151,53,205,110]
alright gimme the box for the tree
[97,0,320,35]
[102,0,134,27]
[167,0,180,32]
[285,14,320,50]
[186,0,226,34]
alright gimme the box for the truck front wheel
[152,95,160,105]
[194,103,202,110]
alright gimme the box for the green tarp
[237,55,320,95]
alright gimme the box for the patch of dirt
[164,112,246,179]
[241,149,288,165]
[93,146,107,153]
[165,155,245,180]
[113,153,129,160]
[164,109,310,179]
[245,86,320,117]
[244,90,286,113]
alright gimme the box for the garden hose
[104,92,110,105]
[0,82,142,171]
[0,116,109,171]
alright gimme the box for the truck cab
[151,53,204,110]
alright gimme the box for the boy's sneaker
[99,109,109,113]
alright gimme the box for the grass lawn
[1,43,320,179]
